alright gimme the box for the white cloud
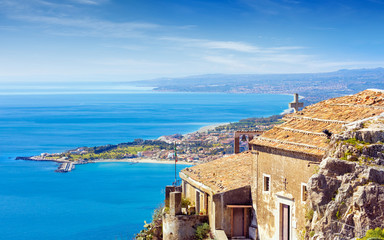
[0,0,160,38]
[13,14,161,38]
[201,41,260,52]
[160,36,303,54]
[160,37,256,52]
[71,0,106,5]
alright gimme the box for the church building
[249,89,384,239]
[170,89,384,240]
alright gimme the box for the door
[280,204,290,240]
[233,208,244,237]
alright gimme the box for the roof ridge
[275,126,327,136]
[330,103,384,110]
[285,115,348,124]
[256,136,327,151]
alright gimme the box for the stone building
[180,152,254,238]
[249,89,384,239]
[165,89,384,240]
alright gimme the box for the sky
[1,0,384,83]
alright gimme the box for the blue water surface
[0,92,291,240]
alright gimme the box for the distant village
[20,115,283,165]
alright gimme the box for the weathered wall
[165,185,182,207]
[181,180,252,238]
[182,180,209,214]
[182,180,215,233]
[162,213,209,240]
[252,148,319,240]
[213,186,252,237]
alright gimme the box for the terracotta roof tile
[251,138,325,156]
[285,104,382,122]
[261,128,329,148]
[250,90,384,157]
[180,152,253,194]
[323,89,384,107]
[280,119,344,134]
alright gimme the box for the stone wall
[165,185,182,207]
[212,186,252,236]
[162,214,209,240]
[252,149,318,240]
[181,179,251,238]
[182,180,215,230]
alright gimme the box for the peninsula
[16,115,284,167]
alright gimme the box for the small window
[263,174,270,192]
[301,183,308,202]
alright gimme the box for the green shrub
[163,207,170,214]
[344,138,369,146]
[309,231,315,237]
[181,197,191,208]
[357,227,384,240]
[135,205,164,240]
[336,210,341,220]
[305,208,314,221]
[195,223,210,240]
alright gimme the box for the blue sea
[0,92,291,240]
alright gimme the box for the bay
[0,92,291,239]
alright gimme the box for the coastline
[17,156,193,165]
[16,122,231,166]
[192,122,229,134]
[92,158,193,165]
[16,114,280,167]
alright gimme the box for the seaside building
[163,89,384,240]
[249,89,384,239]
[180,152,254,238]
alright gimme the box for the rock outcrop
[306,115,384,239]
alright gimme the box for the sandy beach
[92,158,193,165]
[193,122,228,134]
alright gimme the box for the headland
[16,114,284,168]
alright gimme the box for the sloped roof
[250,90,384,157]
[180,152,253,194]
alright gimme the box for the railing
[172,179,181,187]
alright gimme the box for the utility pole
[174,142,178,186]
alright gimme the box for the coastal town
[16,115,284,168]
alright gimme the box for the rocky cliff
[306,114,384,239]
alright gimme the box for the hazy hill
[130,68,384,104]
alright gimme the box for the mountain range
[130,68,384,104]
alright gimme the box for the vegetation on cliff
[358,227,384,240]
[136,205,164,240]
